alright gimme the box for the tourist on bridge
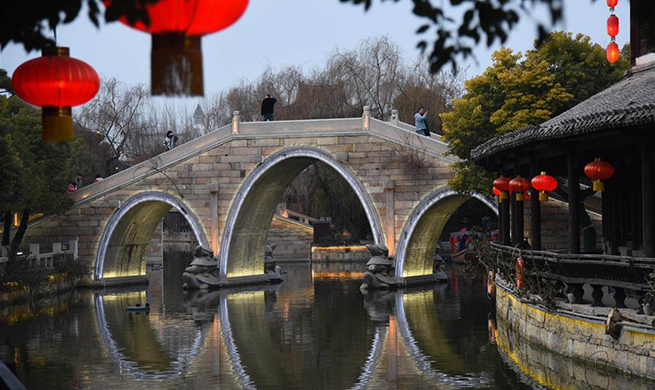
[261,94,277,121]
[163,130,178,151]
[74,173,83,189]
[93,174,104,183]
[414,107,430,136]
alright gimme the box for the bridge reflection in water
[90,263,503,389]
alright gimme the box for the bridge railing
[369,118,454,160]
[239,117,362,135]
[71,123,234,204]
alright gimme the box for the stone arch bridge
[22,111,496,286]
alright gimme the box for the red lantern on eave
[607,15,619,37]
[106,0,249,96]
[607,0,618,8]
[585,158,615,192]
[493,176,510,201]
[607,42,619,64]
[11,47,100,142]
[509,176,531,201]
[531,172,558,202]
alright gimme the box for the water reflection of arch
[394,289,490,388]
[217,286,384,390]
[94,292,207,380]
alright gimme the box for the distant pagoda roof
[471,64,655,161]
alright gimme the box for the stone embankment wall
[496,282,655,381]
[266,216,313,261]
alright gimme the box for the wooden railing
[489,242,655,309]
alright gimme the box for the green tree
[442,32,629,194]
[0,92,73,257]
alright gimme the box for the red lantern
[607,0,618,8]
[12,47,100,142]
[493,187,501,197]
[107,0,249,96]
[584,158,615,192]
[607,15,619,37]
[493,176,510,201]
[531,172,558,202]
[607,42,619,64]
[509,176,531,201]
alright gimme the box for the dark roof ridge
[471,66,655,161]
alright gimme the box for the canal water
[1,251,652,389]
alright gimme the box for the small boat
[127,303,150,312]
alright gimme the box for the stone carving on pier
[265,244,284,282]
[183,246,220,289]
[361,244,399,290]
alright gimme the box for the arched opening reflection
[395,288,491,387]
[217,273,380,389]
[94,291,207,380]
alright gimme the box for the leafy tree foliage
[441,32,629,194]
[0,74,73,255]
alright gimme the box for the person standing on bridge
[261,94,277,121]
[163,130,179,151]
[414,107,430,137]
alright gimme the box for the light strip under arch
[94,191,210,280]
[219,147,384,278]
[394,187,498,278]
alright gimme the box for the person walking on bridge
[163,130,178,151]
[414,107,430,136]
[261,94,277,121]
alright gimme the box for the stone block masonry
[496,281,655,382]
[16,116,465,284]
[266,217,313,261]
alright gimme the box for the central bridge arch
[219,147,383,278]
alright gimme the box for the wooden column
[631,160,642,251]
[511,190,518,246]
[567,153,580,254]
[501,194,510,245]
[515,195,525,246]
[642,147,655,257]
[497,199,503,244]
[529,164,541,250]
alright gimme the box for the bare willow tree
[74,78,149,174]
[326,36,403,120]
[393,57,465,134]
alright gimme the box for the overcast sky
[0,0,630,104]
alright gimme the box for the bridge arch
[94,191,210,280]
[395,187,497,278]
[219,147,383,278]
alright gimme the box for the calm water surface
[2,253,642,389]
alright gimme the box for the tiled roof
[471,64,655,161]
